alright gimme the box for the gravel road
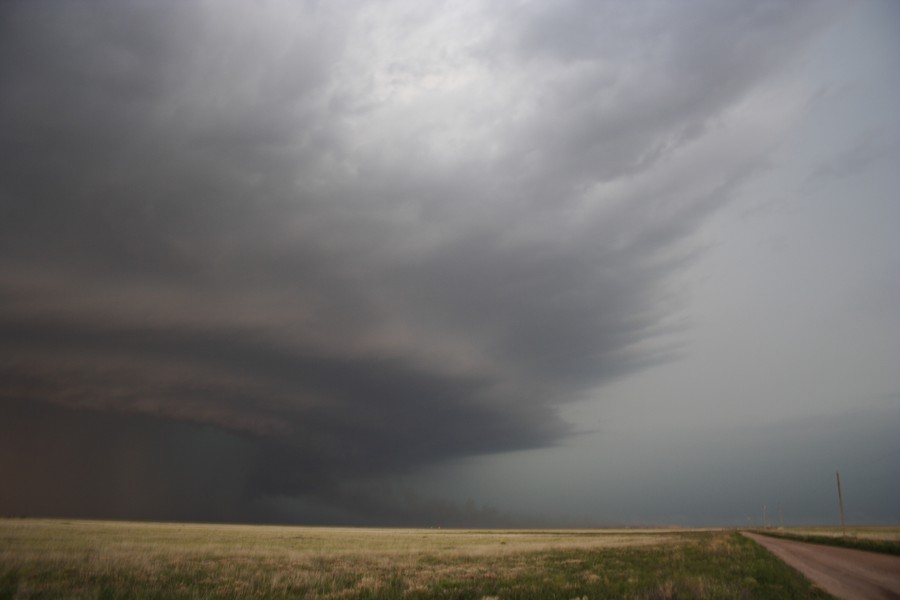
[743,532,900,600]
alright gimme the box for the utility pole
[836,470,846,537]
[763,504,767,529]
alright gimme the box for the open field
[752,526,900,556]
[0,519,832,599]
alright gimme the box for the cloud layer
[0,0,838,522]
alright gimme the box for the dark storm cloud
[0,399,254,522]
[0,0,840,522]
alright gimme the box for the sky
[1,0,898,527]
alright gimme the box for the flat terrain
[0,519,832,599]
[757,527,900,556]
[744,532,900,600]
[778,527,900,543]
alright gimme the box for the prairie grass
[0,519,832,599]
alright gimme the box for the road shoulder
[743,531,900,600]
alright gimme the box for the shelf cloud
[0,0,852,523]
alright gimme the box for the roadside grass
[0,519,833,599]
[750,527,900,557]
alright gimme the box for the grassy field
[753,526,900,556]
[0,519,833,599]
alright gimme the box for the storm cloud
[0,0,851,523]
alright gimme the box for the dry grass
[0,519,832,599]
[0,519,676,560]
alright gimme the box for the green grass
[751,527,900,557]
[0,519,834,599]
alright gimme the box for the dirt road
[743,532,900,600]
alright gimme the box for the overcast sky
[1,0,898,527]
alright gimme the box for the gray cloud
[0,0,841,523]
[808,128,900,184]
